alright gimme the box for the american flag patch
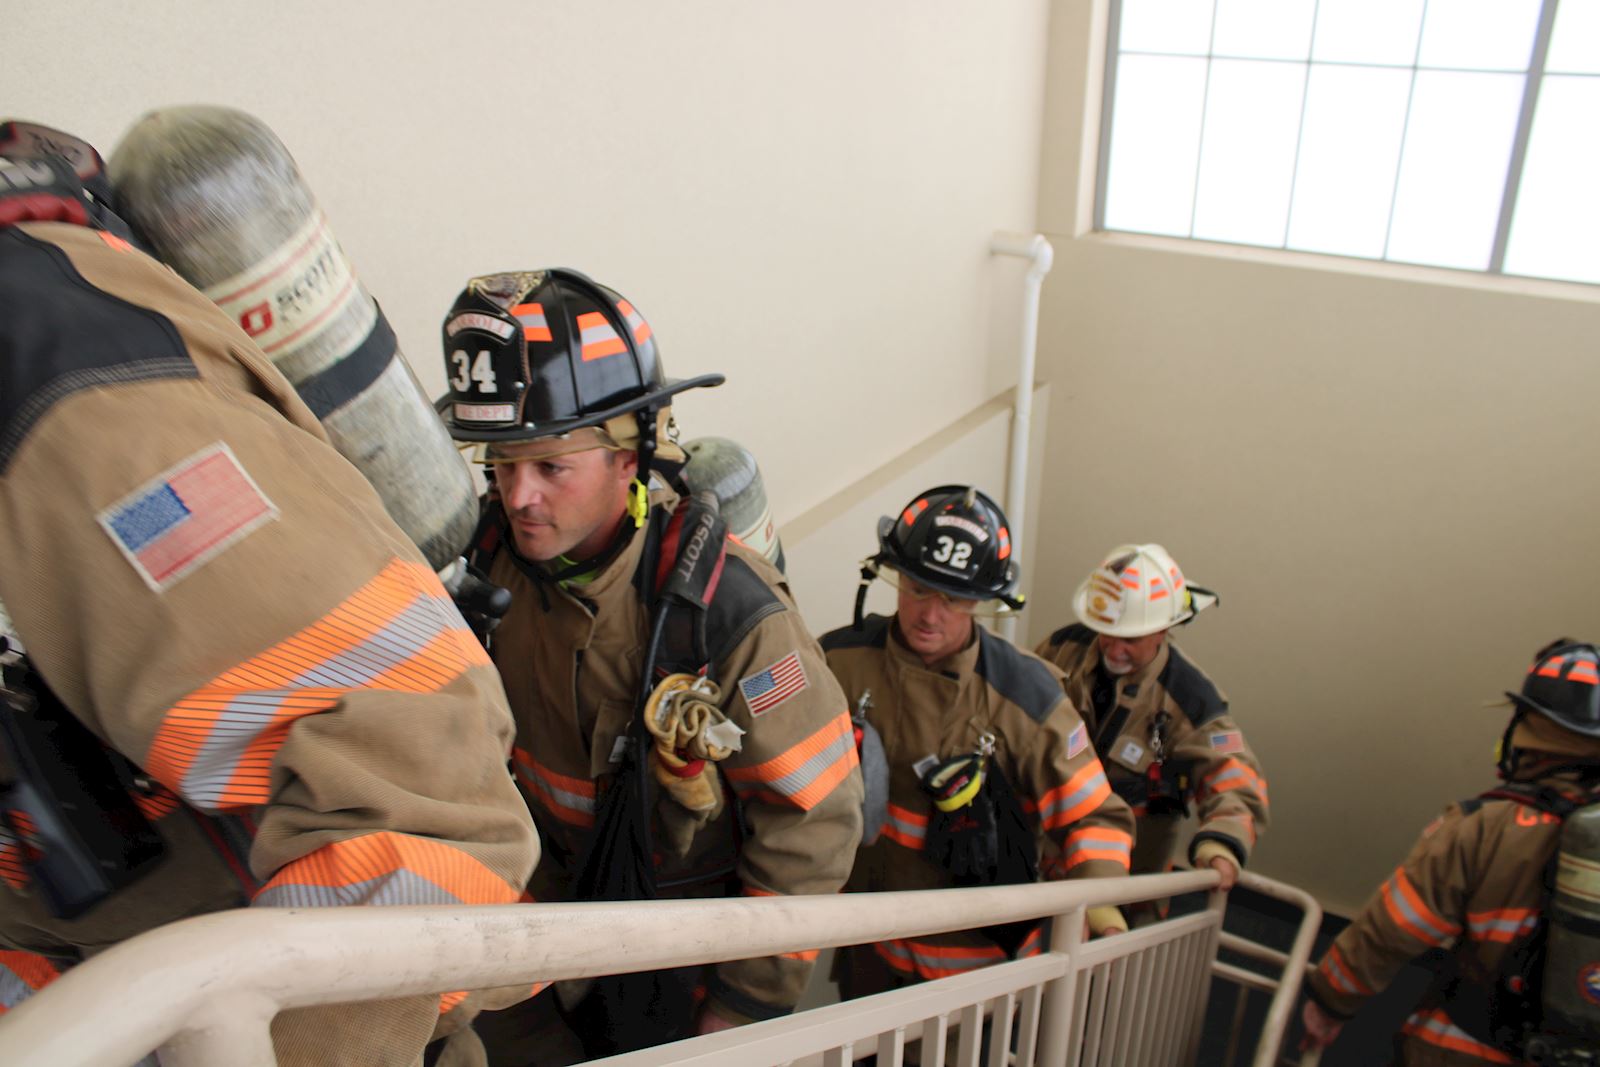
[98,443,277,593]
[1066,723,1088,759]
[738,652,808,716]
[1209,730,1244,754]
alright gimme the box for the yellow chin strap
[627,478,650,528]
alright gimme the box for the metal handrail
[0,867,1326,1067]
[0,871,1216,1067]
[1208,870,1323,1067]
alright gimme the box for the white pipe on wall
[989,231,1053,641]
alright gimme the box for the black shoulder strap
[1478,781,1598,820]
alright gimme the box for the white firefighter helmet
[1072,543,1218,638]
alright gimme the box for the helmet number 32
[931,536,972,568]
[450,349,499,394]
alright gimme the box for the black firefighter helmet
[854,486,1024,627]
[437,268,722,472]
[1507,640,1600,739]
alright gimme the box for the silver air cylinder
[1541,803,1600,1047]
[682,437,785,573]
[108,106,476,571]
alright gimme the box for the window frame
[1093,0,1570,279]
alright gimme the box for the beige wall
[1037,0,1600,914]
[6,0,1049,564]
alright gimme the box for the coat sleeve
[2,369,540,1065]
[1304,805,1472,1019]
[1021,700,1136,882]
[1172,712,1269,868]
[709,605,865,1024]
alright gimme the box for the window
[1097,0,1600,285]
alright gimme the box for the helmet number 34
[450,349,498,394]
[931,536,972,568]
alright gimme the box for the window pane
[1547,0,1600,74]
[1387,72,1523,270]
[1103,55,1209,236]
[1212,0,1316,60]
[1504,76,1600,284]
[1286,65,1411,258]
[1417,0,1541,71]
[1119,0,1216,56]
[1192,60,1306,246]
[1312,0,1425,66]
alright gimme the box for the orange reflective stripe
[576,311,626,361]
[1197,758,1269,807]
[616,299,653,344]
[512,747,596,828]
[0,950,62,1013]
[1380,868,1460,946]
[901,498,930,526]
[1318,944,1372,996]
[255,831,520,909]
[510,301,552,342]
[1401,1008,1515,1063]
[438,989,470,1014]
[1028,759,1112,830]
[875,926,1043,979]
[881,802,928,850]
[147,559,489,811]
[724,712,858,811]
[1466,906,1540,943]
[1060,826,1133,871]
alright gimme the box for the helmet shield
[873,486,1021,607]
[1507,641,1600,739]
[439,268,721,443]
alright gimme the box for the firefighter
[1302,639,1600,1064]
[1035,544,1267,910]
[437,269,864,1059]
[0,125,538,1065]
[820,486,1135,998]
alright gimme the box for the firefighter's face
[1097,631,1167,676]
[494,444,637,562]
[895,578,976,665]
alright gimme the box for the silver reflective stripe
[729,730,854,803]
[183,592,464,808]
[514,753,595,816]
[254,868,464,908]
[1038,769,1107,823]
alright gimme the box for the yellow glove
[643,675,745,855]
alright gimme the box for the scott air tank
[1534,802,1600,1059]
[682,437,785,573]
[107,106,476,571]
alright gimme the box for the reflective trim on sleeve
[253,831,522,909]
[1465,907,1540,944]
[1380,868,1461,947]
[1196,758,1269,808]
[1317,944,1373,997]
[882,802,928,851]
[145,559,490,811]
[1400,1007,1515,1064]
[724,712,859,811]
[0,950,61,1014]
[512,746,596,828]
[1026,760,1112,831]
[1059,826,1133,872]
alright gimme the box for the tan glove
[643,674,745,855]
